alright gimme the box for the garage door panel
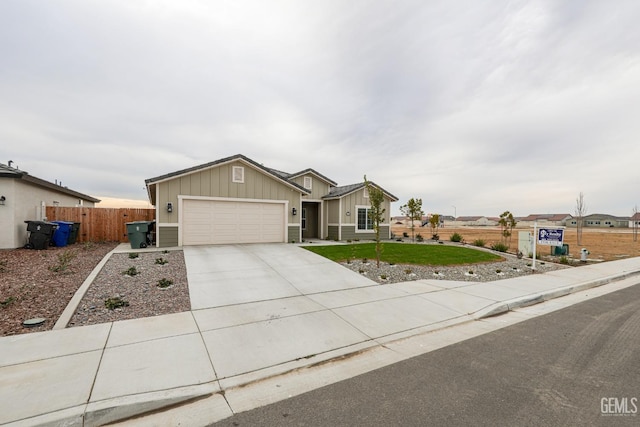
[182,199,285,245]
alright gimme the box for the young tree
[633,205,638,243]
[364,176,386,268]
[400,198,424,242]
[498,211,517,248]
[575,192,587,245]
[429,214,441,240]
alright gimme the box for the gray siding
[327,225,339,241]
[342,225,390,241]
[158,226,178,247]
[288,225,300,243]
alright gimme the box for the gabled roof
[519,213,572,221]
[323,182,399,202]
[584,213,630,221]
[456,216,485,221]
[284,168,338,186]
[144,154,312,204]
[0,162,100,203]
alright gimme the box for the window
[232,166,244,183]
[302,208,307,230]
[357,207,374,231]
[303,176,312,190]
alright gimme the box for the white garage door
[182,199,285,245]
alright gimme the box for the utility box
[553,244,569,256]
[518,231,532,257]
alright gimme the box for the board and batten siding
[291,174,331,200]
[340,188,392,226]
[156,160,302,225]
[158,226,178,248]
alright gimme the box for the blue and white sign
[537,228,564,246]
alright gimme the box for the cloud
[1,0,639,217]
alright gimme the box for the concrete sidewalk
[1,250,640,426]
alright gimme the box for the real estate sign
[537,228,564,246]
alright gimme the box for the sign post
[532,223,565,271]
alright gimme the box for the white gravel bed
[341,255,568,284]
[68,250,190,327]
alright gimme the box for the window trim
[356,205,374,232]
[303,176,312,190]
[232,166,244,183]
[302,207,307,230]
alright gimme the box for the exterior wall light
[0,196,5,205]
[167,202,173,213]
[346,211,350,216]
[292,207,297,216]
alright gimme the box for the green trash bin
[126,221,155,249]
[552,244,569,256]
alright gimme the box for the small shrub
[416,234,424,242]
[468,270,474,275]
[491,242,509,252]
[50,250,77,273]
[431,234,439,240]
[380,274,388,280]
[163,250,169,254]
[358,269,365,274]
[362,258,368,264]
[1,296,16,307]
[346,259,351,264]
[450,233,463,243]
[123,266,139,276]
[83,241,95,251]
[404,268,413,274]
[473,239,486,247]
[403,232,409,238]
[128,252,139,259]
[104,297,129,310]
[496,269,502,274]
[155,257,168,265]
[559,256,570,265]
[0,259,7,273]
[434,270,440,275]
[354,238,360,242]
[157,278,173,288]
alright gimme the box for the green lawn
[303,243,503,266]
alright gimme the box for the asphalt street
[213,281,640,426]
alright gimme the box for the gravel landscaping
[341,253,568,284]
[68,250,190,328]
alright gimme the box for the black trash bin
[24,221,58,250]
[67,222,81,245]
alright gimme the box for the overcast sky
[1,0,639,217]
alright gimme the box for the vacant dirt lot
[392,225,640,261]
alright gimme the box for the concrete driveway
[183,243,376,310]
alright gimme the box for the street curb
[474,270,640,320]
[53,247,117,330]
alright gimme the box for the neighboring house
[144,154,398,247]
[629,212,640,228]
[0,162,100,249]
[454,216,496,226]
[567,213,630,228]
[516,213,573,228]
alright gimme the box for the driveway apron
[183,244,376,310]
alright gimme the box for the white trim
[355,205,374,233]
[232,166,244,183]
[303,176,312,190]
[155,184,160,247]
[178,195,289,246]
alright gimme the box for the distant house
[454,216,496,226]
[567,213,630,228]
[0,162,100,249]
[517,214,573,227]
[629,212,640,228]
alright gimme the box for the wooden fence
[46,207,156,243]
